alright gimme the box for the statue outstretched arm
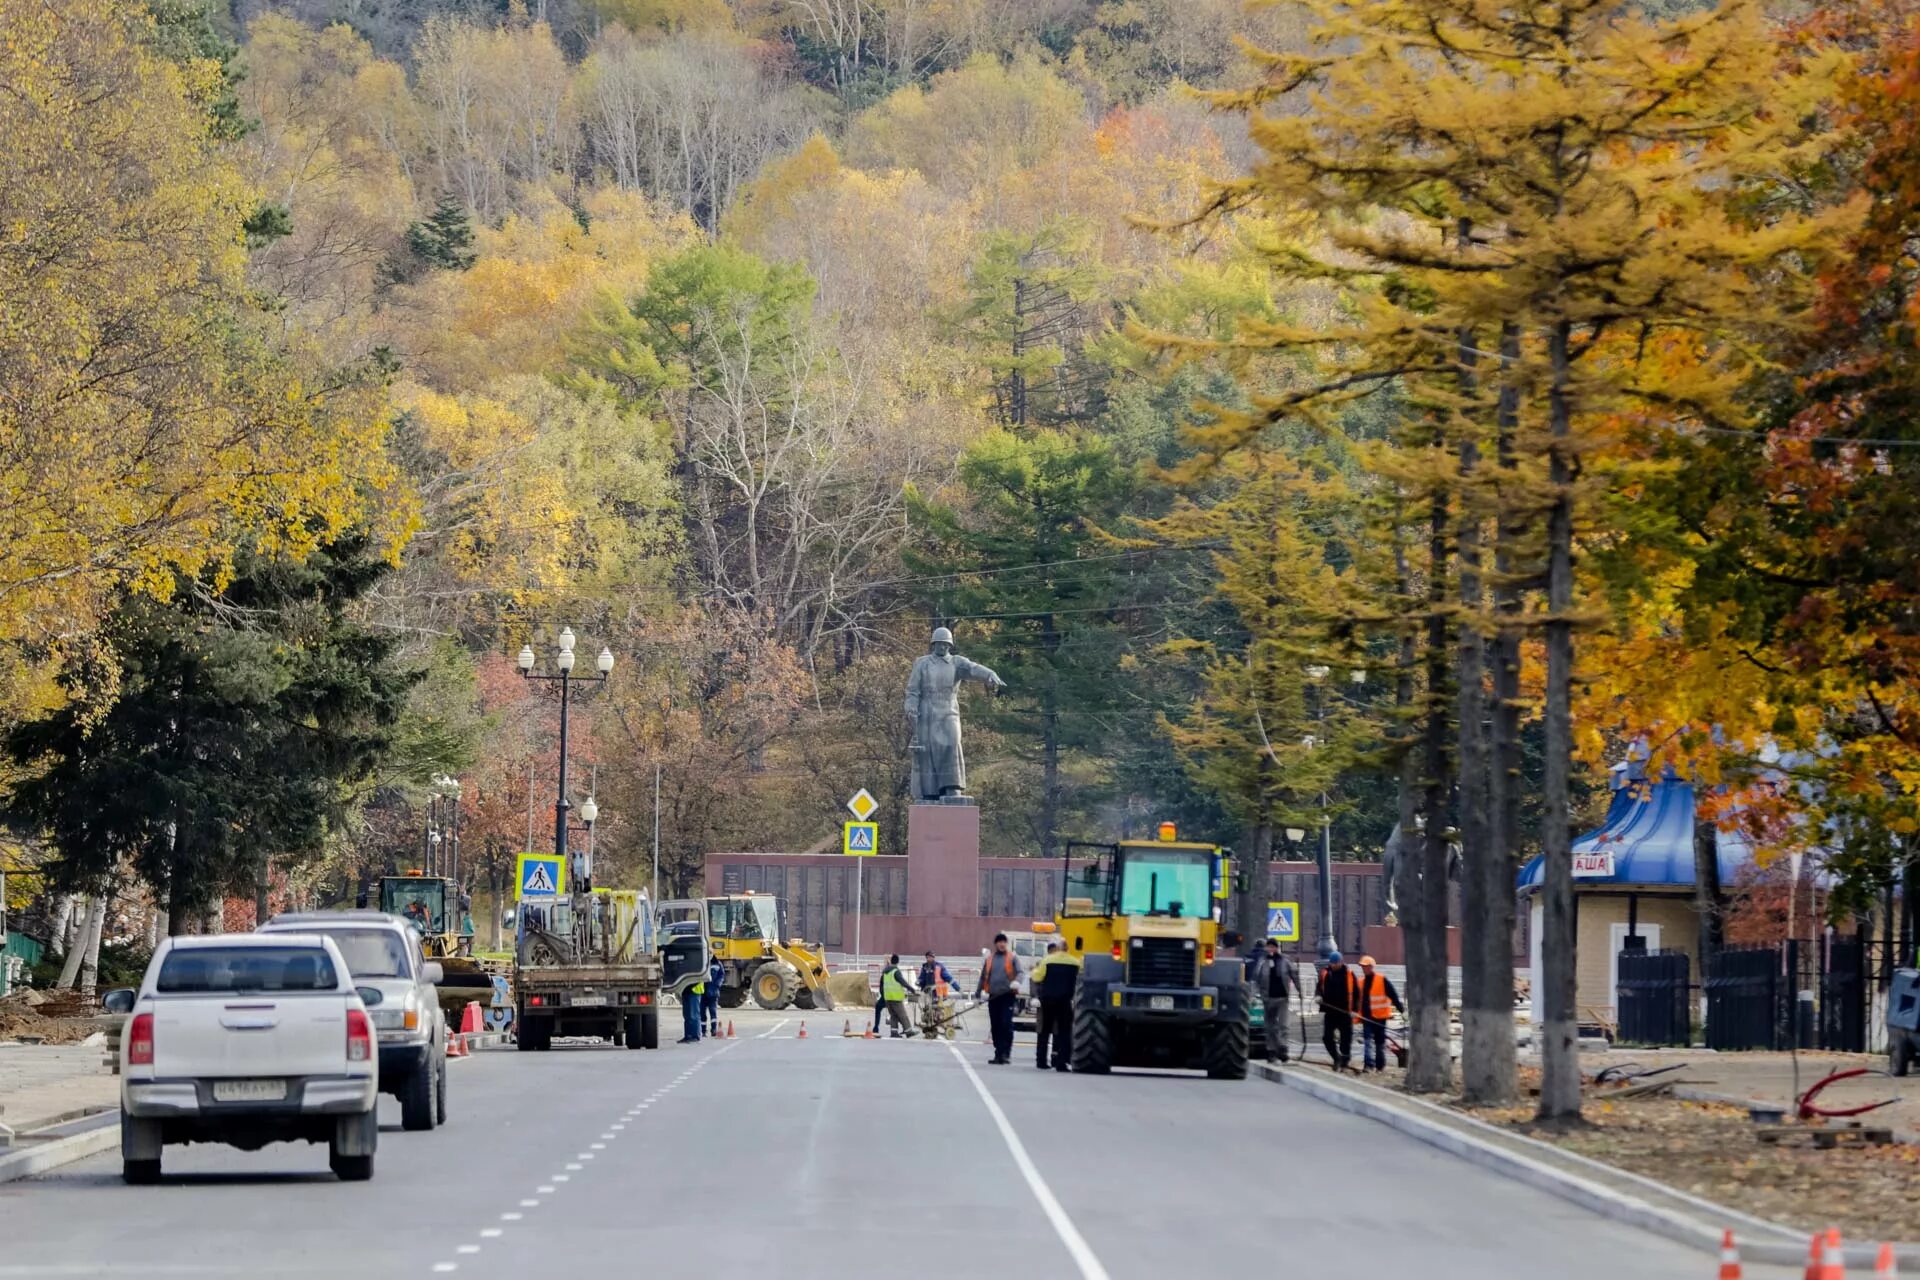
[956,657,1006,689]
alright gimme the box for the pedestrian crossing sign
[843,821,878,856]
[1266,901,1300,943]
[516,852,567,900]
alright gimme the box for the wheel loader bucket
[769,941,836,1012]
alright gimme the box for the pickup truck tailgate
[147,943,352,1079]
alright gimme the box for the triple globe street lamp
[519,627,613,892]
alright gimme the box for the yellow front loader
[705,893,836,1012]
[1053,827,1249,1079]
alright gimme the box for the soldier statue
[904,626,1006,802]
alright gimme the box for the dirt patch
[0,994,101,1045]
[1457,1073,1920,1242]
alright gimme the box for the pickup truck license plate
[213,1079,287,1102]
[570,994,607,1006]
[1148,995,1175,1011]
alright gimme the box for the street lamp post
[1303,666,1336,965]
[519,628,614,892]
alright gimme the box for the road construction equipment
[514,888,675,1052]
[377,873,493,1023]
[1054,826,1249,1079]
[703,893,836,1012]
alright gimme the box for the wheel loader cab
[1055,832,1249,1079]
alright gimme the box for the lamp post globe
[579,797,598,824]
[596,647,614,675]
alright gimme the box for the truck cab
[1055,827,1249,1079]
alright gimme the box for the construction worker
[1030,942,1081,1071]
[880,954,917,1037]
[1253,937,1304,1063]
[1315,950,1360,1071]
[974,932,1023,1065]
[679,975,705,1044]
[918,950,956,993]
[704,956,725,1038]
[917,951,957,1040]
[1355,955,1404,1072]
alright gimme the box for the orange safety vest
[1358,972,1395,1023]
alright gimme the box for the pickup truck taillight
[346,1008,373,1062]
[127,1013,154,1066]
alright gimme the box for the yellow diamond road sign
[846,788,878,822]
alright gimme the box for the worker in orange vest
[1355,955,1404,1072]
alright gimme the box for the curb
[1258,1061,1920,1269]
[453,1031,511,1054]
[0,1111,118,1185]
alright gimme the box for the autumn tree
[1203,0,1855,1110]
[0,0,391,719]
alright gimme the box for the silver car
[261,911,448,1131]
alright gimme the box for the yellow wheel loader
[377,873,496,1023]
[704,893,836,1013]
[1054,826,1249,1080]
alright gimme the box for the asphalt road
[0,1011,1767,1278]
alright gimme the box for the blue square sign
[1266,902,1300,943]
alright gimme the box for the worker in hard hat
[1315,950,1360,1072]
[1029,942,1082,1071]
[1355,955,1404,1072]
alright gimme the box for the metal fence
[1705,945,1780,1051]
[1616,948,1691,1046]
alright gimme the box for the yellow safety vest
[882,968,907,1001]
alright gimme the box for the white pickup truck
[106,933,380,1184]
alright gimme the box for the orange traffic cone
[1806,1233,1826,1280]
[461,1000,484,1035]
[726,1020,735,1039]
[1876,1243,1900,1279]
[446,1033,467,1058]
[1820,1230,1846,1280]
[863,1027,876,1039]
[797,1021,807,1039]
[1718,1230,1742,1280]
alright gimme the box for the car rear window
[156,946,339,994]
[304,929,410,979]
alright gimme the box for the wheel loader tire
[1071,1005,1113,1075]
[1203,1020,1251,1080]
[719,987,747,1009]
[751,965,798,1011]
[1206,978,1251,1080]
[794,986,816,1011]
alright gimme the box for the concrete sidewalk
[0,1042,116,1138]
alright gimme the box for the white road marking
[519,1199,540,1208]
[756,1019,790,1039]
[590,1142,606,1150]
[457,1246,480,1255]
[552,1175,570,1182]
[500,1213,523,1222]
[537,1185,555,1194]
[946,1043,1111,1280]
[432,1265,457,1274]
[565,1162,583,1171]
[480,1230,503,1239]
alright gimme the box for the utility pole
[651,763,661,904]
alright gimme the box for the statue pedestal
[907,803,981,919]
